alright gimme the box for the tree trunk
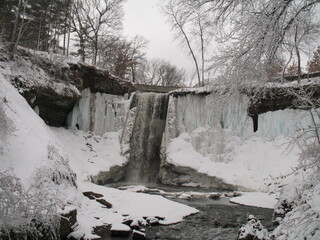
[9,0,23,59]
[294,25,301,83]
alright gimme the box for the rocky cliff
[0,45,136,126]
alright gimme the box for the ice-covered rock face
[67,88,130,136]
[163,93,253,161]
[257,109,319,140]
[165,93,253,140]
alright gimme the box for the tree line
[0,0,186,87]
[162,0,320,86]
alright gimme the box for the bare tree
[137,59,185,87]
[163,0,203,86]
[72,0,125,65]
[183,0,320,87]
[128,35,148,83]
[8,0,28,59]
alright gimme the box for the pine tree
[285,60,299,77]
[307,46,320,73]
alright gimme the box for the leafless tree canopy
[163,0,320,87]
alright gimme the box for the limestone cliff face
[69,63,136,95]
[1,46,136,127]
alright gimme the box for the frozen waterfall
[67,88,130,136]
[163,93,253,161]
[124,92,169,183]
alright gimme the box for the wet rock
[60,208,77,240]
[178,193,192,200]
[130,219,141,230]
[83,191,103,199]
[208,193,221,200]
[132,230,146,240]
[159,162,237,191]
[96,198,112,209]
[146,217,160,226]
[92,224,110,239]
[110,224,131,237]
[91,165,126,185]
[122,218,134,226]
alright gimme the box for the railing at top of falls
[135,84,182,93]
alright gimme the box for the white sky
[122,0,193,71]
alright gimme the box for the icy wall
[124,92,169,183]
[163,93,253,161]
[163,92,319,162]
[67,88,130,136]
[258,109,318,140]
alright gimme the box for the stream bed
[145,197,273,240]
[106,184,274,240]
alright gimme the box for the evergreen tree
[307,46,320,73]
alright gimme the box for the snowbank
[166,131,300,191]
[230,192,278,209]
[51,128,126,182]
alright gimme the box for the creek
[107,184,274,240]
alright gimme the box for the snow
[78,182,198,226]
[111,223,131,231]
[50,128,126,182]
[230,192,278,209]
[271,172,320,240]
[0,72,57,188]
[0,45,80,98]
[166,131,300,191]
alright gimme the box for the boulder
[82,191,103,199]
[95,198,112,209]
[110,224,131,237]
[92,224,111,239]
[60,208,77,240]
[132,230,146,240]
[208,193,221,200]
[159,162,237,191]
[91,165,127,185]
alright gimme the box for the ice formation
[163,93,252,161]
[257,108,318,140]
[67,88,130,136]
[163,92,318,162]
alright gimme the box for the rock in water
[110,224,131,237]
[132,230,146,240]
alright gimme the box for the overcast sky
[122,0,193,71]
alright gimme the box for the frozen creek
[106,185,273,240]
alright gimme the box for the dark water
[145,197,273,240]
